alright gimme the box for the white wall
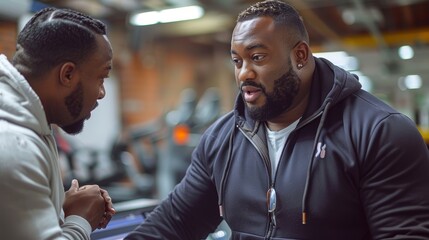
[73,77,121,152]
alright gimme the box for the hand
[63,179,106,231]
[97,188,116,229]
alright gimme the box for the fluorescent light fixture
[160,6,204,23]
[130,11,159,26]
[313,51,359,71]
[398,45,414,60]
[130,5,204,26]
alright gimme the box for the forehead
[83,35,113,70]
[231,17,285,52]
[95,35,113,62]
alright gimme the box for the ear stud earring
[297,63,304,69]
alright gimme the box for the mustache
[240,81,261,88]
[240,81,266,93]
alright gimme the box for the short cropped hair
[237,0,309,43]
[13,8,107,78]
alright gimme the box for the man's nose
[237,62,256,82]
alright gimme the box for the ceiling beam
[340,28,429,49]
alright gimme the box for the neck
[266,90,309,131]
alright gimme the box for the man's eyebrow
[246,43,268,51]
[231,43,268,55]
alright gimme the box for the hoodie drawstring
[301,101,332,224]
[218,125,236,217]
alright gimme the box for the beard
[62,119,85,135]
[243,67,300,121]
[62,82,85,135]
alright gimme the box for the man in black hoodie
[126,1,429,239]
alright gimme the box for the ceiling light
[130,11,159,26]
[341,7,383,26]
[130,5,204,26]
[398,45,414,60]
[398,74,422,90]
[404,75,422,89]
[159,6,204,23]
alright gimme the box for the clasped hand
[63,179,116,231]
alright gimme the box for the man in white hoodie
[0,7,115,239]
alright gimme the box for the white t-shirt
[266,119,300,175]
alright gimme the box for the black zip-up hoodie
[126,58,429,239]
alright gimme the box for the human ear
[59,62,76,88]
[293,41,310,70]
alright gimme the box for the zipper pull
[267,187,277,226]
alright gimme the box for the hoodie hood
[0,55,51,136]
[311,57,361,108]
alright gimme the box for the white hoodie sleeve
[0,128,91,240]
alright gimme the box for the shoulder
[339,90,426,157]
[193,111,236,159]
[339,90,410,127]
[352,90,398,114]
[329,89,423,148]
[200,111,235,142]
[0,120,53,177]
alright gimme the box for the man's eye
[252,55,265,61]
[231,58,242,66]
